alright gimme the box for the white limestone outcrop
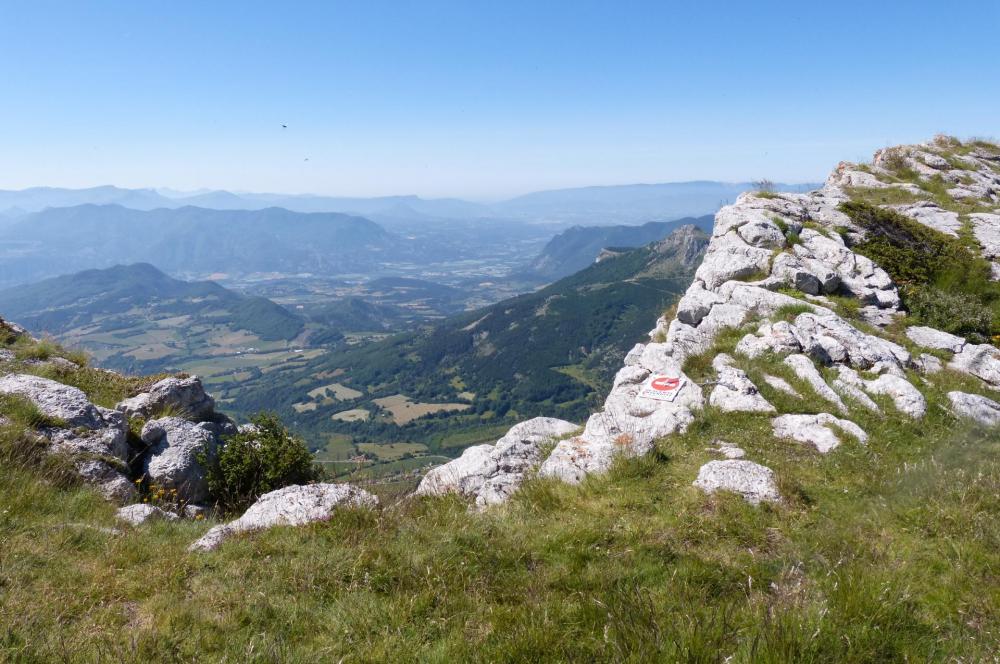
[189,483,378,551]
[416,417,579,507]
[693,460,781,505]
[771,413,868,454]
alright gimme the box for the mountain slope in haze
[528,214,715,280]
[225,226,709,462]
[0,263,309,373]
[0,181,820,225]
[494,180,821,223]
[0,204,394,286]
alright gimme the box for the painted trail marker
[638,374,686,402]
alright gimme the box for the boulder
[117,504,179,526]
[189,483,379,552]
[116,376,215,421]
[416,417,579,508]
[947,391,1000,426]
[693,460,781,505]
[772,413,867,453]
[708,354,774,413]
[140,417,219,503]
[792,313,909,369]
[675,284,723,326]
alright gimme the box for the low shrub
[904,285,993,341]
[199,412,320,515]
[840,201,1000,341]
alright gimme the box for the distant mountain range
[0,263,307,373]
[0,181,819,225]
[527,215,715,280]
[0,204,394,287]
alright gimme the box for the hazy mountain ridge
[0,263,308,373]
[0,204,394,287]
[527,214,715,280]
[0,180,820,225]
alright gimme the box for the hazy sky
[1,1,997,199]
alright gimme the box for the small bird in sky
[281,123,287,129]
[304,157,310,162]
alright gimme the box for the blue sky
[0,1,997,199]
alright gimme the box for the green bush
[840,201,1000,341]
[904,285,993,341]
[199,412,320,514]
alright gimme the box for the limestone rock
[783,354,846,412]
[970,213,1000,262]
[889,202,962,237]
[864,373,927,418]
[0,373,133,500]
[538,356,702,484]
[708,354,774,413]
[116,376,215,421]
[694,231,774,290]
[707,440,745,459]
[762,374,800,397]
[905,326,966,353]
[140,417,219,503]
[947,391,1000,426]
[772,413,867,453]
[693,460,780,505]
[831,366,882,413]
[117,504,179,526]
[675,283,724,326]
[189,483,379,552]
[0,373,108,429]
[416,417,579,508]
[917,354,943,374]
[949,344,1000,389]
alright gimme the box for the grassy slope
[2,324,999,661]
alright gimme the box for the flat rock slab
[693,460,781,505]
[905,326,966,353]
[948,391,1000,426]
[772,413,868,453]
[189,483,379,551]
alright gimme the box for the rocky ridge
[478,136,1000,506]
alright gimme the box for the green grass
[2,353,999,660]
